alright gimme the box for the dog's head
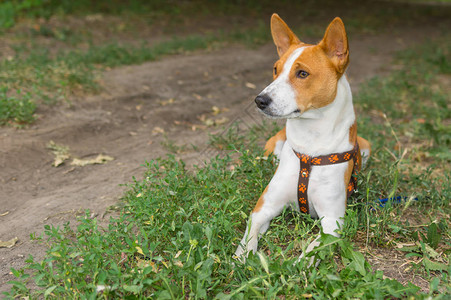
[255,14,350,119]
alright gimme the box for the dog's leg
[234,202,281,259]
[264,127,286,158]
[357,136,371,167]
[235,183,293,258]
[235,143,298,260]
[296,165,347,264]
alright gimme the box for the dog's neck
[286,75,355,156]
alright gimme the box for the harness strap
[293,143,360,214]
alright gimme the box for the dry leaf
[174,260,184,267]
[47,141,70,167]
[215,117,229,125]
[136,246,145,256]
[211,106,229,115]
[63,167,75,175]
[70,154,114,167]
[0,237,18,248]
[193,93,203,100]
[152,127,165,135]
[212,106,221,115]
[159,98,175,106]
[245,82,256,89]
[198,114,229,127]
[197,114,207,122]
[204,119,215,126]
[136,257,159,272]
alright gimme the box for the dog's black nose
[255,94,272,110]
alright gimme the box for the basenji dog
[235,14,371,261]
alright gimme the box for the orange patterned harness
[293,143,360,214]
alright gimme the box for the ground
[0,11,446,293]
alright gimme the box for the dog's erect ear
[319,17,349,74]
[271,14,301,57]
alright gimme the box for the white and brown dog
[235,14,371,260]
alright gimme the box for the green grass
[355,37,450,203]
[0,87,36,125]
[0,0,182,29]
[1,0,449,30]
[4,36,450,298]
[1,143,429,299]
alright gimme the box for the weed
[0,88,35,125]
[160,137,187,154]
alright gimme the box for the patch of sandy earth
[0,26,441,292]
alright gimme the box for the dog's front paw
[234,236,258,262]
[234,245,247,262]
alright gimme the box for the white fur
[273,140,285,158]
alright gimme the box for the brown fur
[253,185,269,213]
[263,128,286,156]
[271,15,349,114]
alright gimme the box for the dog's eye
[296,70,309,78]
[274,67,277,75]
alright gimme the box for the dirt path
[0,26,440,292]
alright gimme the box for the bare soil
[0,23,443,293]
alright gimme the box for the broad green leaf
[257,252,270,274]
[427,223,441,249]
[123,284,142,294]
[44,285,57,298]
[423,258,448,271]
[205,226,213,242]
[397,246,419,252]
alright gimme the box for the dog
[235,14,371,261]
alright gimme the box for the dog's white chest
[274,142,349,218]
